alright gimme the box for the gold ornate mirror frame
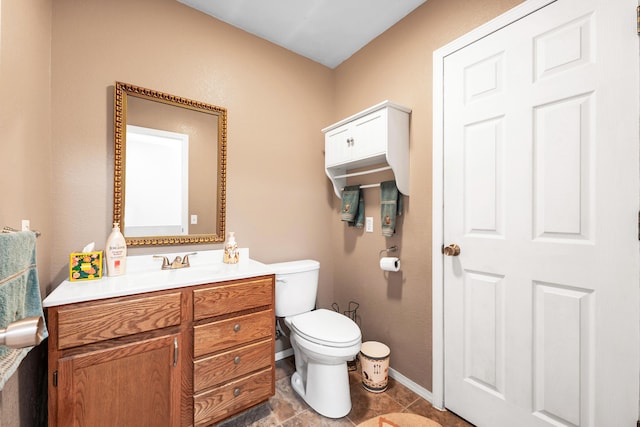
[113,81,227,246]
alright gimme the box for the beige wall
[0,1,52,425]
[0,0,524,424]
[49,0,337,304]
[0,0,53,283]
[330,0,523,389]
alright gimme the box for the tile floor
[218,356,474,426]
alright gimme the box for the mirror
[113,82,226,246]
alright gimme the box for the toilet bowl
[270,260,362,418]
[286,309,361,418]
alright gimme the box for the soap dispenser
[105,222,127,276]
[223,232,239,264]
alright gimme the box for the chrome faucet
[153,252,196,270]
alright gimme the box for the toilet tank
[269,260,320,317]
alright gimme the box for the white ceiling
[177,0,427,68]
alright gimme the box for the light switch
[365,217,373,233]
[191,215,198,225]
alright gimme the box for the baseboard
[275,348,294,361]
[388,367,433,403]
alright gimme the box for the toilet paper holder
[378,245,398,258]
[379,246,401,272]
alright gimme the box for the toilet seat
[287,309,361,348]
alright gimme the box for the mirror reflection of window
[125,125,189,237]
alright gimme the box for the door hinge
[53,370,58,387]
[637,6,640,35]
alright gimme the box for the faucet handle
[153,255,170,269]
[182,252,197,266]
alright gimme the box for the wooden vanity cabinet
[192,277,275,427]
[47,275,275,427]
[47,290,187,427]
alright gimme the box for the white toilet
[271,260,362,419]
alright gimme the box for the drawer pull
[173,337,178,367]
[233,387,241,397]
[233,323,241,332]
[234,356,241,364]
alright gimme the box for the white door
[441,0,639,426]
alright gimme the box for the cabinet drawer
[193,367,273,427]
[193,277,273,320]
[193,310,273,357]
[56,292,182,349]
[194,339,272,392]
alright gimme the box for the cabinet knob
[234,356,241,364]
[233,323,241,332]
[233,388,241,397]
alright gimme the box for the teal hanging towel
[380,180,403,236]
[341,185,364,227]
[0,231,48,390]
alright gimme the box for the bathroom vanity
[44,250,275,427]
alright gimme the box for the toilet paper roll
[380,257,401,272]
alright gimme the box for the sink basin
[163,265,225,283]
[127,249,251,286]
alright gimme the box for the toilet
[270,260,362,419]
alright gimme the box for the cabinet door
[325,124,352,167]
[351,109,387,160]
[56,333,182,427]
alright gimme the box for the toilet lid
[288,309,361,347]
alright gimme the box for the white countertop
[43,249,275,307]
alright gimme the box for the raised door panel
[56,333,182,427]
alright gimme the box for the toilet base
[290,360,352,418]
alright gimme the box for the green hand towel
[0,231,48,390]
[341,185,361,224]
[349,190,365,228]
[380,181,403,237]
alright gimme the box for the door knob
[443,244,460,256]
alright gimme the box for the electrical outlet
[21,219,30,231]
[365,217,373,233]
[190,215,198,225]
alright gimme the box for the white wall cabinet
[322,101,411,198]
